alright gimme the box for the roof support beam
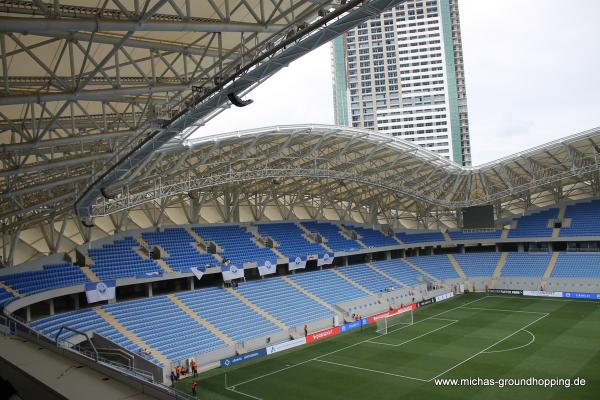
[27,31,228,57]
[0,17,286,33]
[0,84,189,105]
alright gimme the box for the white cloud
[193,44,334,136]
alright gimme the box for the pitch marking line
[461,306,547,315]
[487,295,598,303]
[483,329,536,354]
[367,319,459,347]
[227,296,489,391]
[226,386,264,400]
[427,312,549,382]
[314,359,429,382]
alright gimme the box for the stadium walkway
[0,335,154,400]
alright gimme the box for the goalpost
[375,309,414,335]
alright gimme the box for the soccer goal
[375,309,414,335]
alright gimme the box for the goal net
[375,309,413,335]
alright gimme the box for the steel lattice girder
[0,0,351,228]
[85,124,600,218]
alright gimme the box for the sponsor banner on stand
[221,265,244,281]
[85,280,116,303]
[306,326,340,343]
[266,337,306,355]
[488,288,523,295]
[339,320,363,333]
[417,298,436,307]
[190,267,205,281]
[368,304,416,324]
[562,291,600,300]
[220,348,267,368]
[317,253,334,266]
[257,260,277,276]
[523,290,563,298]
[435,292,454,302]
[459,284,465,293]
[288,256,307,271]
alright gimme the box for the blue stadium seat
[256,223,325,258]
[347,226,398,247]
[406,255,459,280]
[560,200,600,237]
[302,222,362,252]
[194,225,278,266]
[0,263,88,296]
[288,269,369,304]
[396,231,445,244]
[453,253,500,276]
[508,209,557,238]
[143,228,218,272]
[89,237,163,280]
[371,260,423,287]
[335,264,398,293]
[236,277,333,327]
[175,288,281,342]
[500,253,551,277]
[551,252,600,278]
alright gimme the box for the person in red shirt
[191,360,197,377]
[191,381,197,396]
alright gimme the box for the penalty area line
[314,358,429,382]
[367,319,458,347]
[427,312,549,382]
[483,329,536,354]
[226,386,264,400]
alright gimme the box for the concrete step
[332,269,373,295]
[94,308,170,367]
[367,262,409,288]
[187,228,223,252]
[0,282,21,297]
[296,223,317,243]
[271,247,287,260]
[338,225,368,249]
[186,227,205,244]
[552,227,561,238]
[134,247,149,260]
[226,288,288,330]
[501,229,510,239]
[490,252,508,289]
[297,223,334,252]
[392,234,403,245]
[81,266,100,283]
[282,276,338,313]
[447,254,467,279]
[540,252,560,290]
[543,252,560,280]
[401,259,439,282]
[156,259,174,274]
[167,294,235,346]
[493,252,508,279]
[442,231,452,242]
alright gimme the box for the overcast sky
[195,0,600,165]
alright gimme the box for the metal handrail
[55,326,98,360]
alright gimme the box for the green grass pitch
[176,293,600,399]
